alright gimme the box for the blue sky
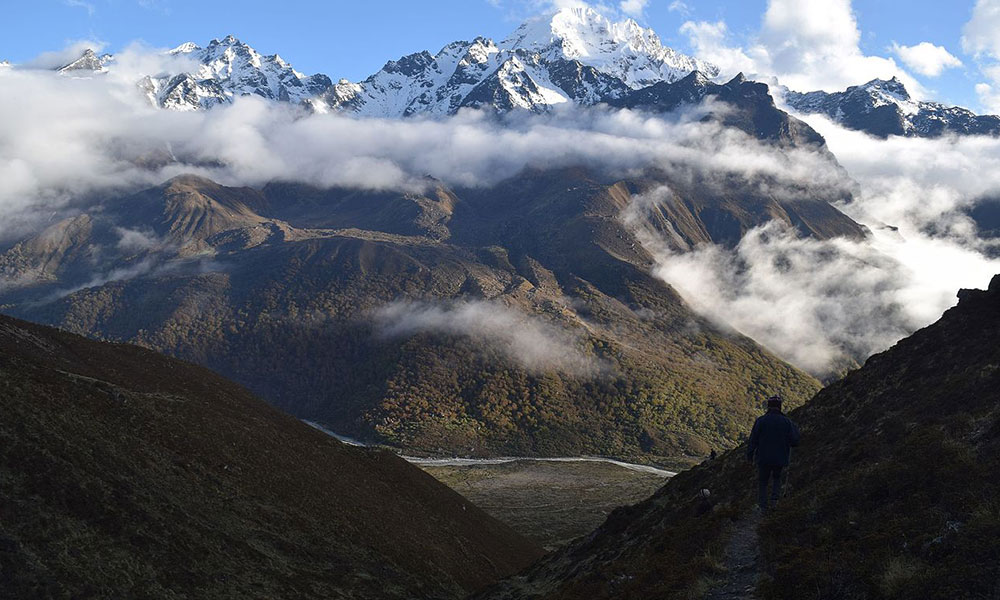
[0,0,990,111]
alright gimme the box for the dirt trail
[705,510,762,599]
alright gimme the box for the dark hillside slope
[479,275,1000,599]
[0,314,541,599]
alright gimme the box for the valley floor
[420,460,667,550]
[306,421,674,549]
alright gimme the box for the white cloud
[619,0,647,17]
[628,114,1000,375]
[668,0,690,14]
[21,40,106,70]
[679,20,760,77]
[64,0,95,16]
[962,0,1000,58]
[759,0,917,93]
[115,227,162,252]
[975,82,1000,113]
[892,42,962,77]
[374,300,604,375]
[680,0,921,95]
[963,1,1000,113]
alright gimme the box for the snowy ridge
[320,6,714,117]
[503,6,717,89]
[57,49,113,74]
[785,77,1000,138]
[140,35,333,111]
[47,7,716,115]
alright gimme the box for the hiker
[746,395,800,511]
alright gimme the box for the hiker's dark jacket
[746,410,800,467]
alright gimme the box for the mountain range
[784,77,1000,139]
[60,7,719,116]
[48,6,1000,139]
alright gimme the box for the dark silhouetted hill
[478,274,1000,599]
[0,314,541,599]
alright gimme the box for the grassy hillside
[0,314,541,599]
[479,274,1000,599]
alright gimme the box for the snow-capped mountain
[50,7,714,115]
[319,35,632,117]
[784,77,1000,138]
[503,7,715,89]
[140,35,334,111]
[321,6,716,117]
[57,48,113,74]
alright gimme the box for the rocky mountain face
[612,71,827,148]
[0,166,866,463]
[785,77,1000,138]
[0,313,541,599]
[478,275,1000,599]
[968,197,1000,246]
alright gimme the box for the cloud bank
[963,0,1000,112]
[3,41,1000,378]
[892,42,963,78]
[373,300,603,376]
[0,54,843,240]
[628,116,1000,375]
[680,0,924,96]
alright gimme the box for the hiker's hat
[767,395,783,408]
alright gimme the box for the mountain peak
[143,36,334,110]
[170,42,200,54]
[503,6,652,58]
[859,76,910,99]
[208,34,244,48]
[785,77,1000,139]
[499,6,717,90]
[674,69,711,87]
[57,48,112,74]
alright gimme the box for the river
[304,421,675,478]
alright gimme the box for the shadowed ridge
[476,274,1000,599]
[117,175,274,249]
[608,71,827,148]
[0,312,542,599]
